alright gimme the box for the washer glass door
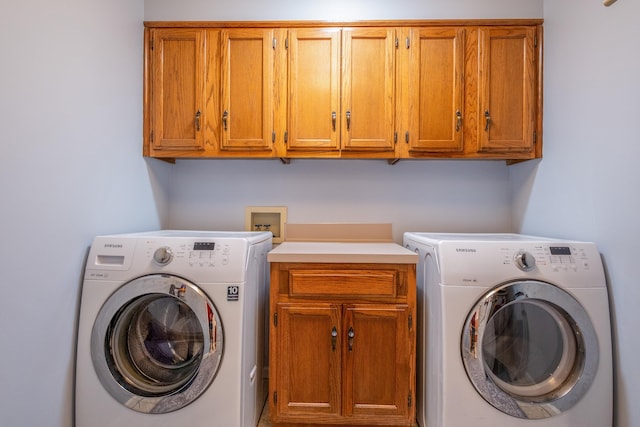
[461,281,598,419]
[91,274,224,414]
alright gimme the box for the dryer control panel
[435,241,606,288]
[505,245,592,274]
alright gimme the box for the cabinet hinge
[274,313,278,326]
[409,314,413,330]
[273,38,277,50]
[284,131,288,143]
[408,394,412,408]
[274,391,278,404]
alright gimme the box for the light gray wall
[166,159,512,242]
[23,1,640,427]
[511,1,640,426]
[144,0,542,21]
[0,0,168,425]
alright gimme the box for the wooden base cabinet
[269,263,417,426]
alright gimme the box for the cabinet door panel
[408,27,464,152]
[478,27,536,153]
[288,28,341,151]
[221,29,274,151]
[341,28,396,151]
[150,29,205,150]
[276,304,342,417]
[343,304,411,419]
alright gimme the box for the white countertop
[267,241,418,264]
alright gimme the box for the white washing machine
[76,230,272,427]
[403,233,613,427]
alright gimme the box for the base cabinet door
[344,305,412,421]
[275,304,342,420]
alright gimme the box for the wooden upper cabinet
[220,29,274,153]
[341,28,397,152]
[407,27,465,153]
[149,28,206,152]
[143,20,542,162]
[478,26,537,154]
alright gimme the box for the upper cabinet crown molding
[143,19,543,163]
[144,19,543,28]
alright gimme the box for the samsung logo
[456,248,477,253]
[104,243,123,249]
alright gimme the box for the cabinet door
[276,304,342,418]
[150,28,205,151]
[220,29,274,152]
[407,27,464,153]
[478,27,537,153]
[341,28,396,152]
[287,28,341,152]
[343,304,412,420]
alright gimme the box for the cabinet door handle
[195,110,201,131]
[222,110,229,131]
[346,110,351,131]
[347,327,355,352]
[332,111,337,131]
[331,326,338,351]
[456,110,462,132]
[484,110,491,131]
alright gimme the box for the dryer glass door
[461,280,598,419]
[91,274,224,414]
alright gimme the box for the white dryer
[403,233,613,427]
[76,230,272,427]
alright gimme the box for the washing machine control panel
[148,241,235,268]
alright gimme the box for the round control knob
[153,246,173,265]
[514,251,536,272]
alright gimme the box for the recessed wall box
[245,206,287,244]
